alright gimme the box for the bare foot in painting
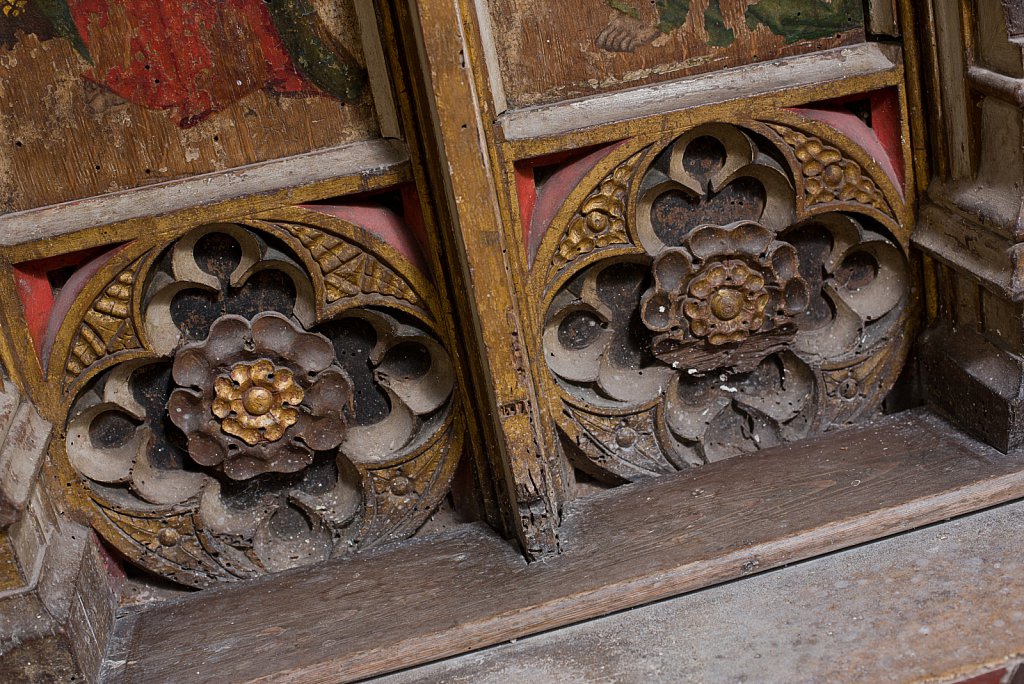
[82,79,130,116]
[597,12,662,52]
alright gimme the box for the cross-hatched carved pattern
[283,222,419,305]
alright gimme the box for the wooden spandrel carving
[0,0,384,213]
[484,0,866,108]
[531,115,913,483]
[49,206,462,587]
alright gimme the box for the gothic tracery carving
[60,212,461,587]
[540,122,911,482]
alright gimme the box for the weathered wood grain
[374,498,1024,684]
[0,139,409,253]
[108,409,1024,683]
[482,0,866,108]
[499,43,900,145]
[395,0,568,557]
[0,0,382,214]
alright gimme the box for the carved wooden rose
[541,122,910,479]
[641,222,809,361]
[63,217,459,586]
[168,313,354,480]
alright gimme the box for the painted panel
[486,0,866,108]
[0,0,380,212]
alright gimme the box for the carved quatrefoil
[62,215,461,587]
[541,122,911,482]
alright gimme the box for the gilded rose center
[709,289,744,321]
[211,360,305,446]
[243,387,274,416]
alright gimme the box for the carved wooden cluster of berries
[771,125,888,213]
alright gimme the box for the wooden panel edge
[500,42,901,146]
[0,139,411,254]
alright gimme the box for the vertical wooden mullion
[376,0,509,532]
[394,0,566,557]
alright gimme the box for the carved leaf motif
[94,497,258,586]
[357,411,463,548]
[63,258,144,391]
[281,222,419,305]
[553,153,641,268]
[769,123,891,215]
[560,402,677,481]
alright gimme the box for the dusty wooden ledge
[102,409,1024,683]
[376,493,1024,684]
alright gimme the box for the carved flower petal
[261,442,314,476]
[781,279,811,316]
[249,359,275,384]
[168,388,209,434]
[272,368,296,392]
[172,347,213,389]
[728,222,774,256]
[296,414,349,452]
[221,454,270,480]
[640,290,675,332]
[251,313,334,374]
[651,248,694,293]
[305,369,354,416]
[186,431,229,468]
[202,315,251,363]
[768,242,800,282]
[687,226,732,261]
[230,365,252,388]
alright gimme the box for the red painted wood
[869,88,906,189]
[399,183,430,261]
[13,245,118,364]
[791,88,905,195]
[302,203,428,275]
[518,142,622,268]
[954,669,1009,684]
[67,0,318,126]
[515,164,537,257]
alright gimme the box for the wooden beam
[106,409,1024,683]
[0,139,410,255]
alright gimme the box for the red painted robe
[68,0,322,126]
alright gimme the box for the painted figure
[598,0,862,52]
[1,0,364,126]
